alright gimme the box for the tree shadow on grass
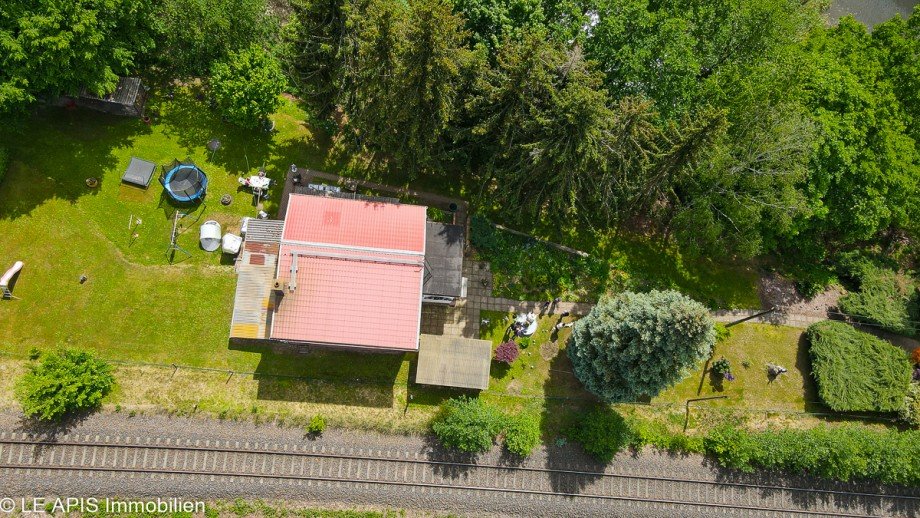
[232,342,404,408]
[795,333,822,413]
[153,86,331,192]
[540,348,607,494]
[0,106,150,221]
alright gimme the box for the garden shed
[75,77,148,117]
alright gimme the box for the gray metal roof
[229,250,278,339]
[415,334,492,390]
[246,219,284,243]
[81,77,143,105]
[122,157,156,187]
[424,222,464,297]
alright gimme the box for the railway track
[0,433,916,517]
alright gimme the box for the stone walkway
[421,260,596,340]
[711,309,827,329]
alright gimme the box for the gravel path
[0,412,916,517]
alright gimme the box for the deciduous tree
[15,349,116,421]
[211,45,286,129]
[0,0,155,113]
[154,0,271,77]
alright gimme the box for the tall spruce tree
[567,290,715,402]
[283,0,348,116]
[341,0,408,160]
[468,37,617,220]
[388,0,472,173]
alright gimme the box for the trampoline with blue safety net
[160,162,208,203]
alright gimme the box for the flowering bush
[494,341,519,364]
[911,347,920,365]
[711,357,731,378]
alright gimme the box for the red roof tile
[270,195,427,350]
[282,194,427,253]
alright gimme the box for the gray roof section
[246,219,284,243]
[416,334,492,390]
[81,77,143,106]
[122,157,156,187]
[424,222,464,297]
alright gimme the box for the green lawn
[475,316,820,438]
[471,220,761,308]
[654,323,819,412]
[0,86,334,370]
[476,311,597,436]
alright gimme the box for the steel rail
[0,438,914,517]
[1,438,914,502]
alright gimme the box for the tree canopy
[283,0,920,263]
[0,0,155,114]
[211,45,286,129]
[153,0,273,77]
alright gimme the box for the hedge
[838,263,919,337]
[704,425,920,486]
[567,409,920,485]
[806,321,911,412]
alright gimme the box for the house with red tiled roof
[229,190,468,353]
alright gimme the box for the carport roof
[415,334,492,390]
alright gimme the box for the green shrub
[307,414,326,435]
[15,349,115,421]
[470,215,608,301]
[711,357,731,377]
[838,263,919,336]
[703,425,764,472]
[900,384,920,428]
[570,407,633,463]
[714,322,731,342]
[568,291,715,402]
[503,413,540,457]
[431,397,503,453]
[806,321,912,412]
[704,425,920,485]
[627,418,704,453]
